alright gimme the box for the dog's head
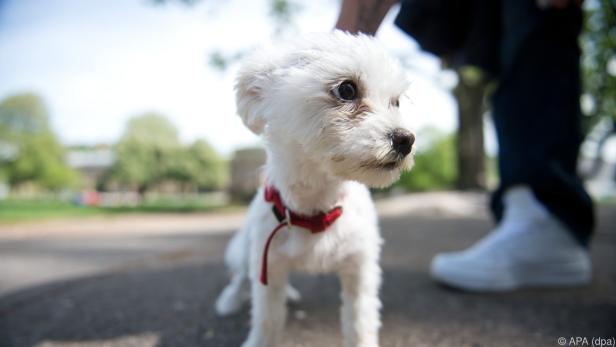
[235,31,415,188]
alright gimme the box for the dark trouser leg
[490,0,594,246]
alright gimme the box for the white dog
[215,31,415,347]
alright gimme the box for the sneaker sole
[431,259,592,292]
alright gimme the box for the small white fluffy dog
[215,31,415,347]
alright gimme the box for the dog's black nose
[391,128,415,156]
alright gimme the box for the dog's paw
[240,337,265,347]
[286,284,301,303]
[215,286,245,316]
[240,341,257,347]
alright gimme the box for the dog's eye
[391,98,400,108]
[335,81,358,101]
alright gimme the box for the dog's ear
[234,56,276,135]
[235,48,316,134]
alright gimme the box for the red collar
[264,185,343,233]
[260,185,343,285]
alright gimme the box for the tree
[107,113,228,193]
[108,113,181,193]
[187,139,228,190]
[0,93,49,137]
[453,66,488,190]
[0,93,78,190]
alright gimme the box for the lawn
[0,199,106,223]
[0,195,233,224]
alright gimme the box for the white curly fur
[215,31,414,347]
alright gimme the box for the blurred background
[0,1,615,347]
[0,0,614,219]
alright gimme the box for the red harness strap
[260,185,343,285]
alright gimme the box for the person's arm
[335,0,398,35]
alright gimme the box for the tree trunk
[453,69,487,190]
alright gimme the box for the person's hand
[536,0,583,9]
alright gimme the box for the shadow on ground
[1,210,615,347]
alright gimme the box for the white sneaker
[430,186,592,291]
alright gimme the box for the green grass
[0,199,106,223]
[0,197,233,224]
[107,196,230,213]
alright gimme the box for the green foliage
[269,0,301,33]
[458,65,486,88]
[395,128,458,192]
[0,93,79,190]
[9,133,79,189]
[108,113,179,192]
[209,51,228,71]
[107,113,228,192]
[0,93,49,137]
[581,0,616,127]
[186,139,228,190]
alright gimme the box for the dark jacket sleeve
[394,0,472,57]
[394,0,501,75]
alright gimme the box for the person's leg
[491,0,594,246]
[431,0,594,291]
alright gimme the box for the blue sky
[0,0,459,155]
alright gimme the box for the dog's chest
[260,182,380,273]
[276,217,374,274]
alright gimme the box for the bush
[395,128,457,191]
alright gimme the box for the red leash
[260,185,343,285]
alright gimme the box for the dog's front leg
[242,268,289,347]
[339,257,382,347]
